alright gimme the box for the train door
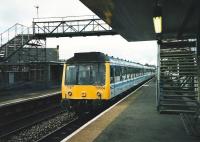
[110,65,115,97]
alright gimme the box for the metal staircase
[0,24,33,62]
[157,39,199,114]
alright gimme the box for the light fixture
[68,91,72,96]
[153,4,162,34]
[153,16,162,33]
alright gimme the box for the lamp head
[153,5,162,34]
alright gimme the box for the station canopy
[80,0,200,41]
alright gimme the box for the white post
[156,40,161,110]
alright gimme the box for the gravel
[2,112,76,142]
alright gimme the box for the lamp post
[34,5,39,18]
[153,2,162,109]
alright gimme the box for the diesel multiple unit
[62,52,154,109]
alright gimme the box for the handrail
[0,23,32,47]
[0,23,29,35]
[33,15,98,22]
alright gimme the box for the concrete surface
[66,78,199,142]
[0,88,60,107]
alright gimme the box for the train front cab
[61,62,111,106]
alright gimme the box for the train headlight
[68,91,72,96]
[97,92,102,98]
[81,91,87,97]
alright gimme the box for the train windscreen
[65,63,105,85]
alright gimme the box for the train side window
[97,64,105,85]
[121,67,124,81]
[110,66,114,83]
[131,68,133,78]
[131,68,134,78]
[127,67,129,79]
[141,68,143,75]
[120,67,122,81]
[139,68,141,76]
[132,68,135,78]
[122,67,127,80]
[115,66,121,82]
[128,67,131,79]
[90,64,98,84]
[125,67,128,80]
[138,69,140,76]
[137,68,140,76]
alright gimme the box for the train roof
[66,52,155,70]
[67,52,109,63]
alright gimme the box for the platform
[63,78,199,142]
[0,87,61,107]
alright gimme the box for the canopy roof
[80,0,200,41]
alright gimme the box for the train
[61,52,155,111]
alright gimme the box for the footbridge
[0,15,117,62]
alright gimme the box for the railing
[0,23,32,47]
[33,15,114,36]
[33,15,100,22]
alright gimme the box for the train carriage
[61,52,154,109]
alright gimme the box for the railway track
[0,92,62,141]
[36,78,153,142]
[0,107,76,142]
[36,110,101,142]
[0,105,63,138]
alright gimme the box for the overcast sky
[0,0,157,65]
